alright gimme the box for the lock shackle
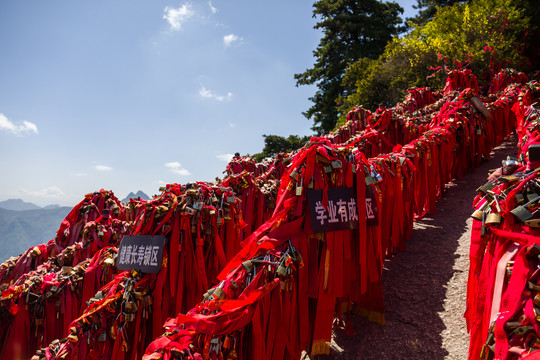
[522,195,540,207]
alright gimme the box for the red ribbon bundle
[0,69,528,360]
[465,82,540,360]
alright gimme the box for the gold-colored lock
[289,169,298,179]
[296,177,303,196]
[277,264,288,277]
[525,219,540,228]
[242,260,254,272]
[212,287,225,300]
[471,209,484,221]
[124,301,138,313]
[485,213,502,225]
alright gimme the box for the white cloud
[216,153,234,162]
[0,113,38,136]
[163,3,194,31]
[165,161,190,176]
[18,186,64,198]
[95,165,112,172]
[199,85,233,101]
[223,34,242,47]
[74,172,87,177]
[209,1,217,14]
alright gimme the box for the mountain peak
[121,191,150,202]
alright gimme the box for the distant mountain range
[0,198,64,211]
[0,192,150,261]
[121,190,150,202]
[0,206,71,261]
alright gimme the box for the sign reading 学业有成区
[307,187,378,233]
[116,235,166,273]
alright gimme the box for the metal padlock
[365,175,377,186]
[296,177,303,196]
[331,160,342,169]
[485,212,502,225]
[217,210,224,225]
[534,293,540,307]
[276,264,288,277]
[525,219,540,228]
[193,202,203,211]
[227,196,235,203]
[67,334,79,343]
[511,196,540,222]
[203,288,215,301]
[289,170,298,179]
[324,165,332,173]
[212,287,224,300]
[528,281,540,292]
[123,313,135,322]
[476,181,495,195]
[124,301,138,313]
[242,260,254,272]
[97,332,107,342]
[170,347,185,358]
[471,209,484,221]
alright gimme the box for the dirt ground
[324,136,518,360]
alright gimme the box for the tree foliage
[252,134,311,162]
[338,0,532,121]
[295,0,405,135]
[409,0,466,26]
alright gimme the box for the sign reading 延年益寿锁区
[116,235,166,273]
[307,187,378,233]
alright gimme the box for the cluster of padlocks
[466,80,540,360]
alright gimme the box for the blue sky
[0,0,417,207]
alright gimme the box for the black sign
[116,235,166,273]
[307,187,359,233]
[365,186,379,226]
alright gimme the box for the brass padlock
[289,169,298,179]
[203,288,215,301]
[123,313,135,322]
[471,209,484,221]
[212,287,225,300]
[276,264,288,277]
[525,219,540,228]
[124,301,138,313]
[67,334,79,343]
[485,213,502,225]
[534,293,540,307]
[296,177,303,196]
[242,260,254,272]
